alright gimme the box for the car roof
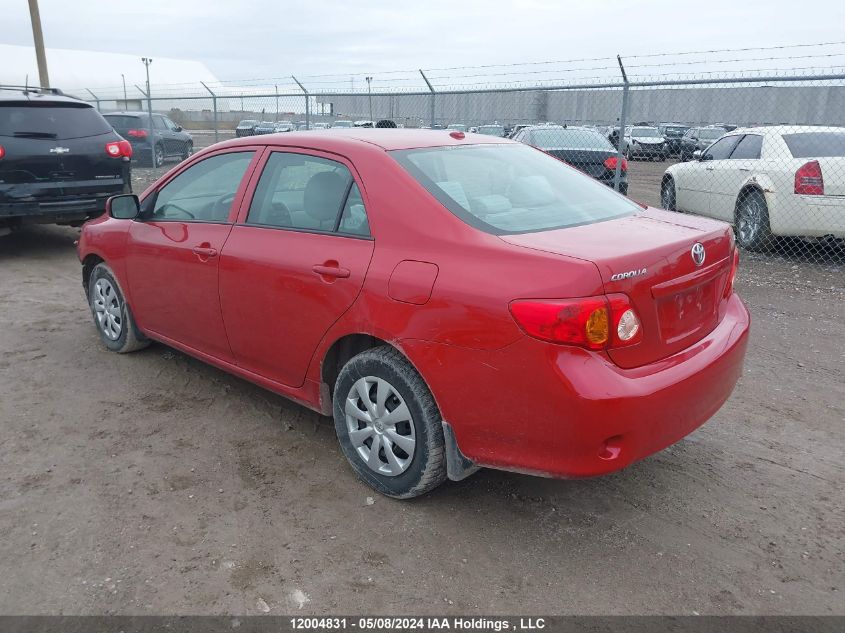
[103,111,150,117]
[726,124,845,137]
[0,88,89,106]
[216,128,514,152]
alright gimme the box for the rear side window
[782,132,845,158]
[730,134,763,160]
[393,144,639,235]
[0,102,112,139]
[151,152,254,222]
[247,152,369,235]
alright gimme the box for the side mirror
[174,125,183,132]
[693,150,703,161]
[107,194,140,220]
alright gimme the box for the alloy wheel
[737,198,762,245]
[345,376,416,477]
[92,278,122,340]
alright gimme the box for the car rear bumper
[405,293,750,479]
[770,193,845,238]
[0,195,110,223]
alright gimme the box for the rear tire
[88,263,149,353]
[153,144,164,168]
[661,178,677,211]
[735,189,774,252]
[333,346,447,499]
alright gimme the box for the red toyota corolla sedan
[77,129,750,498]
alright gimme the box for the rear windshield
[104,114,145,129]
[782,132,845,158]
[392,144,638,235]
[0,102,112,139]
[526,128,614,150]
[699,128,725,140]
[477,125,505,136]
[631,127,660,137]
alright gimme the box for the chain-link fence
[78,67,845,267]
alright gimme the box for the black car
[103,112,193,167]
[678,126,727,161]
[513,125,628,195]
[0,87,131,231]
[235,119,259,137]
[658,123,690,156]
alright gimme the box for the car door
[700,135,743,220]
[151,115,168,155]
[164,116,189,155]
[124,149,259,361]
[218,149,375,387]
[709,134,763,221]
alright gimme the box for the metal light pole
[141,57,155,168]
[121,73,127,107]
[366,76,373,122]
[27,0,50,88]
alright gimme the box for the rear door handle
[312,264,351,279]
[192,246,218,258]
[738,167,751,172]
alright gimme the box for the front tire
[88,263,149,353]
[735,189,774,252]
[333,346,447,499]
[181,141,193,161]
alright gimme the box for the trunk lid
[501,208,735,368]
[545,148,616,179]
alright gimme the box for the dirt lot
[0,146,843,615]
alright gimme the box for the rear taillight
[127,129,148,138]
[794,160,824,196]
[0,145,5,160]
[724,248,740,298]
[105,140,133,158]
[509,294,641,350]
[603,156,628,172]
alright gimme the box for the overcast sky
[4,0,845,89]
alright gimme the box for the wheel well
[661,174,673,189]
[81,254,104,295]
[321,334,391,396]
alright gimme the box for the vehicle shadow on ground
[0,225,80,261]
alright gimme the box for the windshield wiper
[13,131,58,138]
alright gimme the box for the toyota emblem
[691,242,706,267]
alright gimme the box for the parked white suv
[660,126,845,250]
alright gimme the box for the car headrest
[508,175,557,207]
[304,171,348,222]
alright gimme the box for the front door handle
[192,245,218,259]
[313,264,351,279]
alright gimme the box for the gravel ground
[0,149,842,615]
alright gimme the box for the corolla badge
[49,147,70,154]
[610,267,647,282]
[691,242,706,267]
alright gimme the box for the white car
[621,126,668,161]
[661,126,845,250]
[273,120,294,132]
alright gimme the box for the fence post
[419,69,435,128]
[201,81,218,143]
[292,76,309,130]
[135,84,156,168]
[613,56,629,193]
[86,88,100,111]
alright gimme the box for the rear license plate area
[658,278,718,343]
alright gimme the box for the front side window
[247,152,369,235]
[151,152,254,222]
[153,116,168,130]
[703,135,741,160]
[730,134,763,160]
[392,144,639,235]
